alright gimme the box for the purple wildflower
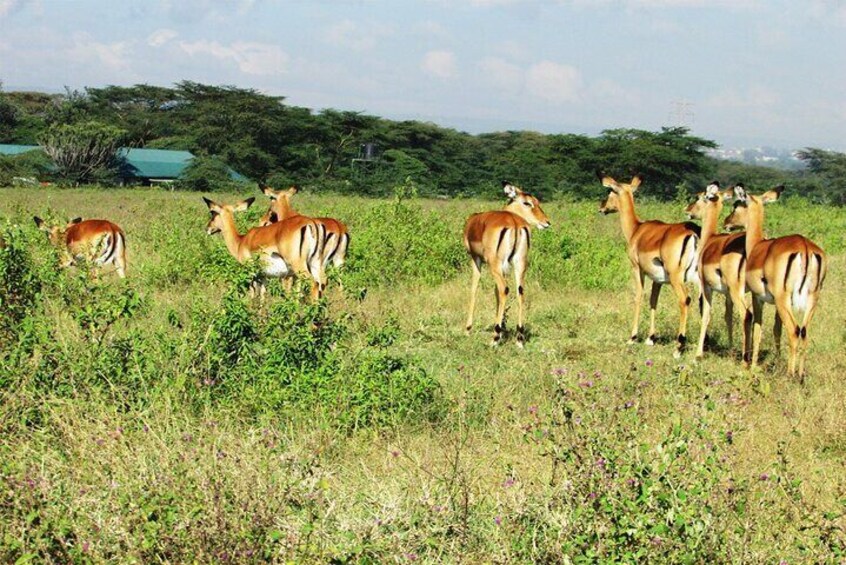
[528,405,538,415]
[578,380,593,388]
[623,401,635,409]
[759,473,769,481]
[645,359,654,367]
[502,477,516,488]
[726,430,734,444]
[551,367,567,376]
[494,515,502,526]
[596,458,606,469]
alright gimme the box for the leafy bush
[176,154,247,192]
[0,150,53,185]
[0,225,41,347]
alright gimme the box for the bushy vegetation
[7,82,837,199]
[1,186,845,562]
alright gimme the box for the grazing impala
[685,182,747,359]
[724,185,827,380]
[463,181,550,347]
[258,184,350,273]
[33,216,127,278]
[203,196,327,300]
[599,174,700,357]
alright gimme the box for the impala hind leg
[797,293,819,383]
[491,268,508,346]
[723,295,733,351]
[669,273,690,358]
[629,267,645,344]
[728,287,748,362]
[512,242,529,348]
[773,315,783,357]
[750,297,765,370]
[646,281,662,346]
[774,299,800,378]
[465,256,483,334]
[696,285,713,359]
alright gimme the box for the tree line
[1,81,844,202]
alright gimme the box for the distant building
[0,144,247,185]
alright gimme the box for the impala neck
[272,196,297,220]
[700,200,722,252]
[219,209,245,259]
[617,190,641,242]
[745,201,765,258]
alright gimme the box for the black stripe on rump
[678,234,692,267]
[496,228,509,254]
[299,226,308,258]
[522,227,530,250]
[324,233,338,265]
[814,253,824,290]
[797,247,809,294]
[101,232,116,264]
[783,252,798,291]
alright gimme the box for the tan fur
[600,175,700,357]
[724,185,827,380]
[34,216,127,278]
[463,182,550,347]
[204,196,327,300]
[685,184,747,359]
[258,185,350,274]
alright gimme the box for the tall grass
[1,186,845,562]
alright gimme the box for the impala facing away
[258,184,350,274]
[724,185,827,380]
[203,196,327,300]
[685,182,747,359]
[33,216,127,278]
[599,174,700,357]
[463,181,550,347]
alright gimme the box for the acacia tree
[40,121,126,185]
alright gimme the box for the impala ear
[705,182,720,200]
[733,184,748,202]
[289,184,300,195]
[33,216,46,229]
[233,197,255,212]
[261,185,277,199]
[203,197,223,213]
[502,181,519,199]
[69,217,82,225]
[268,211,279,223]
[761,185,784,204]
[599,174,621,194]
[629,175,642,190]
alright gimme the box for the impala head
[203,196,255,235]
[685,181,731,219]
[258,183,298,226]
[598,174,641,214]
[33,216,82,245]
[503,181,551,229]
[723,184,784,231]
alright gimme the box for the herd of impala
[30,174,827,380]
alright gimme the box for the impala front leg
[695,285,713,359]
[647,281,662,346]
[629,266,644,344]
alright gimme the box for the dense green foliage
[0,81,811,199]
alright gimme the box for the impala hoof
[673,349,682,359]
[645,338,655,346]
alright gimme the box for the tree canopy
[1,82,842,201]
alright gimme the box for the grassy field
[1,185,845,563]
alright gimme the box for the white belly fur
[263,253,291,278]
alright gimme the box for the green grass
[1,186,845,562]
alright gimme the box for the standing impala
[463,181,550,347]
[203,196,327,300]
[599,174,700,357]
[33,216,127,278]
[724,185,826,380]
[258,184,350,273]
[685,182,747,359]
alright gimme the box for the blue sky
[1,0,845,150]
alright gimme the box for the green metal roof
[0,144,40,155]
[0,144,247,181]
[117,148,194,179]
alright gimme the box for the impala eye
[523,201,532,207]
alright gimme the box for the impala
[203,196,327,300]
[724,185,827,380]
[685,182,747,359]
[258,184,350,273]
[463,181,550,347]
[33,216,127,278]
[599,174,700,357]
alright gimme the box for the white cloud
[324,20,394,52]
[68,33,132,72]
[421,50,458,79]
[525,60,582,103]
[477,57,523,91]
[147,28,178,47]
[0,0,21,17]
[179,40,289,75]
